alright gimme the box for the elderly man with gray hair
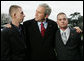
[23,3,58,60]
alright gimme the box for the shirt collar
[60,27,70,34]
[37,20,47,25]
[11,23,21,31]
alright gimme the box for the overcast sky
[1,1,83,22]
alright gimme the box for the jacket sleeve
[78,33,83,60]
[1,29,11,60]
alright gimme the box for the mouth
[61,24,64,25]
[35,16,38,18]
[35,17,39,19]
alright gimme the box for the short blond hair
[9,5,21,17]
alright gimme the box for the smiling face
[57,14,68,29]
[35,6,46,22]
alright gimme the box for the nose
[35,13,37,17]
[61,20,65,23]
[35,11,38,16]
[62,19,64,21]
[23,14,25,17]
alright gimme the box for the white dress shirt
[37,21,48,32]
[60,27,70,44]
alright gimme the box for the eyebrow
[58,18,67,20]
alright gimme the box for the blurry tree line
[68,12,83,31]
[68,12,83,41]
[1,13,12,28]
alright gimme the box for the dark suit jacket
[55,27,82,60]
[23,18,58,60]
[1,23,27,60]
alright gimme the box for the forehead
[37,6,45,11]
[58,14,67,18]
[17,8,23,13]
[17,8,22,11]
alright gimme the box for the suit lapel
[57,28,71,46]
[32,20,42,38]
[43,19,53,39]
[57,27,75,46]
[66,27,74,45]
[57,30,66,45]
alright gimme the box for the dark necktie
[41,22,45,37]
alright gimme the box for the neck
[41,19,46,22]
[41,20,45,22]
[41,18,46,22]
[12,19,20,27]
[60,27,68,31]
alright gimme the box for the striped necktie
[62,32,67,44]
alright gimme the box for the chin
[35,19,38,21]
[35,18,40,21]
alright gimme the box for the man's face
[16,8,25,23]
[35,6,46,22]
[57,14,68,29]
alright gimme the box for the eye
[21,12,24,14]
[58,19,61,21]
[63,18,66,20]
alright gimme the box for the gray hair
[39,3,51,16]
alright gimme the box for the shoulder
[23,19,35,24]
[47,18,58,26]
[23,19,35,28]
[69,27,77,32]
[47,18,56,23]
[47,18,58,30]
[69,27,81,35]
[1,27,10,33]
[1,27,11,36]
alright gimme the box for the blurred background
[1,1,83,33]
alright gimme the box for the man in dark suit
[1,5,27,60]
[55,12,82,60]
[23,3,58,60]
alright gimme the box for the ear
[45,14,49,18]
[14,13,16,16]
[13,13,16,18]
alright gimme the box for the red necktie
[41,22,45,37]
